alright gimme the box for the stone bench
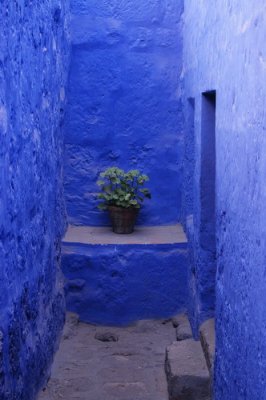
[62,224,188,326]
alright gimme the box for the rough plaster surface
[62,226,188,325]
[0,2,69,398]
[184,1,266,398]
[38,314,175,400]
[64,0,184,226]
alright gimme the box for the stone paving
[38,314,176,400]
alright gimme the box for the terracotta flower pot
[108,206,139,234]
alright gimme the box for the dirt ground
[38,314,176,400]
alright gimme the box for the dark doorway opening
[186,97,196,219]
[200,90,217,314]
[200,91,216,253]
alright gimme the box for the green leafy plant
[97,167,151,210]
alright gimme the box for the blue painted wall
[64,0,184,226]
[0,1,69,398]
[63,242,188,326]
[183,1,266,398]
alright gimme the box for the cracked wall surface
[64,0,184,226]
[0,1,69,398]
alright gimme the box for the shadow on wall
[183,91,217,335]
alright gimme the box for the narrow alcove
[186,97,196,220]
[200,91,216,250]
[200,90,217,311]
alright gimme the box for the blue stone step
[62,225,188,326]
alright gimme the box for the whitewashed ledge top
[63,224,187,246]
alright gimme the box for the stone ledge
[62,228,188,326]
[63,224,187,246]
[199,319,215,376]
[165,340,210,400]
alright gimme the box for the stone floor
[38,314,176,400]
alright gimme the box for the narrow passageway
[38,313,213,400]
[2,0,264,398]
[38,314,176,400]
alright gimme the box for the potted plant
[96,167,151,234]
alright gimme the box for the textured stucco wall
[63,242,188,326]
[183,1,266,398]
[0,2,69,399]
[64,0,184,226]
